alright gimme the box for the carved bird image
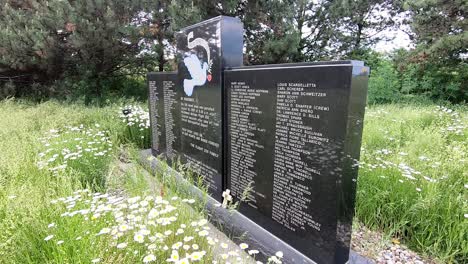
[183,54,209,96]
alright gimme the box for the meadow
[0,99,466,263]
[356,104,467,263]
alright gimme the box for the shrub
[367,59,401,104]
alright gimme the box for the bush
[0,80,16,99]
[367,59,401,104]
[395,49,467,104]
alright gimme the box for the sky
[374,27,413,53]
[370,8,415,53]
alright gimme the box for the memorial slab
[225,61,369,264]
[147,72,179,158]
[149,16,243,198]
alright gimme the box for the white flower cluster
[120,105,150,130]
[434,106,466,136]
[46,190,284,263]
[37,124,112,173]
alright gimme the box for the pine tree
[398,0,467,102]
[0,0,150,98]
[169,0,300,65]
[329,0,400,58]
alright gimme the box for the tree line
[0,0,466,103]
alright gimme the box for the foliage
[396,0,468,103]
[356,104,467,262]
[403,0,467,60]
[0,0,152,99]
[329,0,400,59]
[367,59,401,104]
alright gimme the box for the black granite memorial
[147,16,369,264]
[225,61,368,264]
[148,72,179,157]
[148,16,243,197]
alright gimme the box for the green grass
[0,99,466,263]
[356,104,467,263]
[0,100,268,264]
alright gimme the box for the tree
[396,0,468,102]
[292,0,338,61]
[0,0,151,99]
[329,0,400,59]
[169,0,300,65]
[404,0,467,60]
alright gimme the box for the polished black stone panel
[173,16,243,197]
[225,62,369,264]
[147,72,180,160]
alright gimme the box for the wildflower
[167,250,180,262]
[148,209,159,219]
[44,235,54,241]
[221,243,228,249]
[91,258,101,263]
[48,223,56,228]
[268,256,282,264]
[222,189,233,208]
[143,254,156,263]
[134,233,145,243]
[140,229,151,236]
[118,224,129,232]
[172,242,183,250]
[57,240,64,245]
[275,251,284,258]
[192,244,199,250]
[148,244,157,250]
[418,156,429,161]
[190,251,206,261]
[239,243,249,250]
[416,187,422,192]
[178,258,190,264]
[97,227,111,235]
[116,242,127,249]
[198,230,208,237]
[248,250,259,255]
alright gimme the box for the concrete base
[139,149,374,264]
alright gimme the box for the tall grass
[0,100,123,263]
[0,100,277,264]
[0,99,466,263]
[356,104,467,263]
